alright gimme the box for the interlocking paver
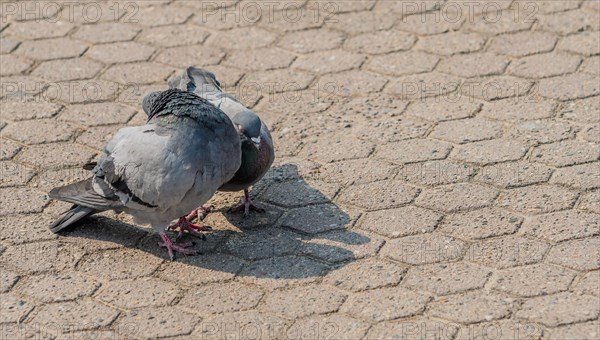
[328,10,395,34]
[2,119,77,145]
[345,30,416,54]
[17,271,100,303]
[73,22,141,43]
[547,321,600,340]
[508,119,575,145]
[59,102,137,126]
[509,52,582,79]
[238,255,330,288]
[451,139,529,165]
[277,29,345,54]
[415,183,498,213]
[479,98,557,122]
[430,118,503,144]
[366,51,439,76]
[300,229,384,263]
[0,187,49,216]
[498,184,579,215]
[397,12,464,35]
[475,161,554,188]
[367,317,460,340]
[516,292,600,327]
[117,307,198,339]
[579,190,600,213]
[316,158,397,184]
[398,160,476,186]
[0,293,33,323]
[488,31,558,57]
[538,73,600,101]
[416,32,485,56]
[455,320,545,340]
[559,95,600,123]
[16,38,87,61]
[580,123,600,143]
[404,96,481,122]
[546,237,600,271]
[381,233,465,265]
[262,285,346,318]
[377,139,453,164]
[403,262,491,296]
[97,277,179,309]
[359,205,442,238]
[461,75,533,101]
[439,207,522,240]
[101,62,173,85]
[531,140,600,167]
[192,310,288,340]
[0,55,32,76]
[574,270,600,297]
[314,70,387,97]
[155,44,224,68]
[86,41,155,64]
[550,162,600,190]
[76,248,162,280]
[581,56,600,75]
[0,270,19,293]
[293,49,364,74]
[17,143,96,170]
[6,20,74,40]
[538,9,600,35]
[467,235,550,269]
[492,264,576,297]
[557,31,600,56]
[437,53,509,78]
[338,180,419,210]
[0,37,20,54]
[32,58,104,82]
[157,253,245,286]
[385,72,463,100]
[340,286,430,322]
[288,314,370,340]
[324,257,406,292]
[428,291,512,324]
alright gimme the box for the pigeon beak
[251,136,261,146]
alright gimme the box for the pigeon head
[142,91,162,117]
[233,111,261,146]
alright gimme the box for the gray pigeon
[48,89,241,259]
[169,67,275,217]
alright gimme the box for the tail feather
[49,205,96,233]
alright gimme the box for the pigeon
[169,67,275,217]
[48,88,241,259]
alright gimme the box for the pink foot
[158,232,197,260]
[185,204,213,222]
[228,189,265,217]
[167,217,212,240]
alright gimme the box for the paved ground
[1,0,599,339]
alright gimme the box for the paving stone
[262,285,346,318]
[404,97,481,122]
[377,139,453,164]
[17,38,87,61]
[300,134,373,163]
[0,270,19,293]
[403,262,491,295]
[580,123,600,143]
[399,160,476,186]
[451,139,529,165]
[7,20,74,40]
[73,22,140,43]
[0,294,33,323]
[381,234,465,265]
[415,183,498,213]
[338,180,419,211]
[397,12,464,35]
[557,31,600,56]
[579,190,600,213]
[293,49,364,74]
[76,248,162,280]
[17,271,100,303]
[416,32,485,56]
[224,48,295,71]
[223,227,301,260]
[488,31,558,57]
[499,184,578,215]
[547,321,600,340]
[324,257,406,292]
[465,10,534,35]
[430,118,503,144]
[238,255,330,288]
[538,9,600,34]
[103,62,173,85]
[0,240,83,275]
[550,162,600,190]
[97,277,179,309]
[327,10,395,34]
[207,26,276,50]
[287,314,370,340]
[277,29,345,54]
[242,69,314,94]
[0,37,20,54]
[117,307,198,339]
[193,310,288,340]
[546,237,600,270]
[29,299,120,330]
[316,158,397,185]
[135,5,192,26]
[0,186,49,215]
[340,286,430,322]
[366,51,439,77]
[280,204,358,234]
[43,79,120,104]
[461,75,533,101]
[60,102,137,127]
[0,54,32,76]
[2,119,77,145]
[475,161,554,188]
[493,263,577,297]
[260,6,324,31]
[429,291,512,324]
[538,73,600,101]
[314,70,387,97]
[385,72,463,100]
[374,0,442,13]
[559,96,600,123]
[32,58,104,83]
[455,319,545,340]
[508,119,575,145]
[326,0,378,13]
[367,317,460,340]
[157,253,245,286]
[516,292,600,327]
[262,180,335,208]
[59,216,148,251]
[509,52,582,79]
[467,236,550,269]
[17,143,96,170]
[581,56,600,75]
[531,140,600,167]
[86,41,154,64]
[345,30,416,54]
[137,25,209,47]
[359,205,441,238]
[155,44,224,68]
[439,208,522,240]
[348,116,431,143]
[438,53,509,78]
[300,229,384,263]
[0,160,35,187]
[574,271,600,297]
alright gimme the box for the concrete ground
[1,0,599,339]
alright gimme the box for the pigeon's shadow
[61,164,373,283]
